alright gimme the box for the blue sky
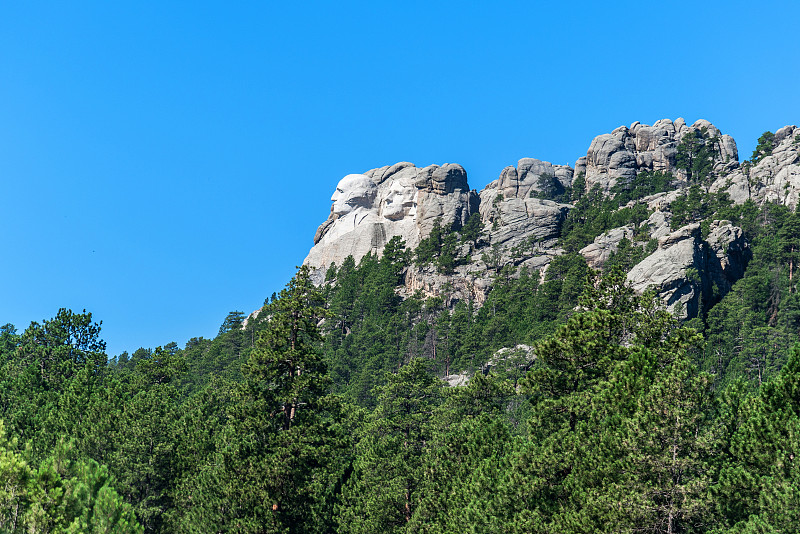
[1,1,798,356]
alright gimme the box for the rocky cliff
[305,162,478,279]
[479,158,573,268]
[577,118,738,193]
[304,118,799,318]
[710,125,800,207]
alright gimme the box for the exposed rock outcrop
[579,225,636,269]
[478,158,573,266]
[305,162,478,278]
[576,118,738,194]
[303,118,765,320]
[706,220,750,294]
[403,266,493,307]
[487,158,574,201]
[443,372,470,387]
[641,210,673,239]
[627,224,704,318]
[711,125,800,208]
[626,221,750,318]
[481,344,536,377]
[480,197,571,258]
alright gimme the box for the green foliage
[480,242,503,273]
[178,318,256,397]
[713,345,800,532]
[415,218,443,266]
[320,243,591,409]
[610,169,674,204]
[560,184,652,252]
[242,265,331,432]
[670,185,734,229]
[715,198,761,240]
[604,236,647,272]
[414,218,463,274]
[619,353,716,532]
[408,374,516,533]
[323,243,421,405]
[701,202,800,388]
[109,373,181,531]
[0,422,141,533]
[459,212,484,244]
[337,358,443,533]
[458,254,590,371]
[750,131,775,163]
[217,310,245,335]
[9,161,800,533]
[171,266,351,533]
[676,127,718,185]
[571,171,586,202]
[531,173,571,202]
[670,184,707,227]
[457,273,710,532]
[0,309,109,461]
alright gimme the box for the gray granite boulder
[478,161,573,266]
[627,221,749,318]
[627,224,705,318]
[578,118,738,194]
[580,225,636,269]
[486,157,574,201]
[710,125,800,209]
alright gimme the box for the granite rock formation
[479,158,573,264]
[711,125,800,208]
[303,119,800,320]
[579,225,636,270]
[626,221,750,318]
[486,158,573,201]
[576,118,738,194]
[305,162,478,279]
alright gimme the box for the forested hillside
[3,123,800,532]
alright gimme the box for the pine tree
[482,271,706,533]
[173,265,350,533]
[616,354,716,533]
[778,210,800,287]
[337,358,443,533]
[0,423,141,534]
[750,131,775,163]
[713,344,800,532]
[408,373,516,533]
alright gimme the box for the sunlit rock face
[485,158,574,202]
[626,221,750,319]
[575,118,738,194]
[304,162,478,277]
[478,158,573,268]
[300,118,776,312]
[579,225,636,270]
[332,174,378,218]
[710,125,800,209]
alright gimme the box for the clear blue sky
[1,1,798,356]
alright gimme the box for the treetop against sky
[1,1,797,355]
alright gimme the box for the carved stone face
[331,174,378,216]
[380,179,417,221]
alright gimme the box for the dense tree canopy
[5,132,800,531]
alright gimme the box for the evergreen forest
[5,131,800,533]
